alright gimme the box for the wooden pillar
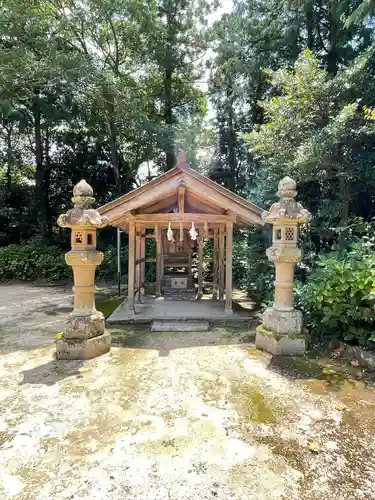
[155,224,162,297]
[140,227,145,288]
[127,220,135,311]
[135,225,141,302]
[212,228,219,300]
[188,247,193,288]
[198,233,204,297]
[219,227,225,300]
[225,220,233,313]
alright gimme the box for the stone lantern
[255,177,311,355]
[57,180,110,359]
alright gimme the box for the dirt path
[1,285,375,499]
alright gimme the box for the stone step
[151,320,210,332]
[163,288,197,301]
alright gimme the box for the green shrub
[0,242,129,283]
[245,228,274,306]
[0,242,72,282]
[96,244,128,281]
[297,241,375,347]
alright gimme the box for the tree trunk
[44,128,52,239]
[106,116,122,188]
[6,126,12,192]
[305,1,314,50]
[164,66,175,171]
[33,103,46,237]
[338,174,349,248]
[226,76,237,192]
[327,5,339,75]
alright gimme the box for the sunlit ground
[1,285,375,499]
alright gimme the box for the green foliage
[96,244,128,281]
[0,241,72,282]
[244,228,274,307]
[246,48,375,249]
[0,241,131,283]
[297,226,375,346]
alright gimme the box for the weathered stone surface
[163,288,196,301]
[262,176,312,224]
[64,311,105,339]
[56,331,111,360]
[255,326,306,355]
[56,179,111,359]
[266,245,301,263]
[151,320,210,332]
[258,177,311,355]
[262,307,303,335]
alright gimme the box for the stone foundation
[56,331,111,360]
[255,326,306,356]
[262,307,303,335]
[56,310,110,360]
[64,311,106,339]
[256,307,306,355]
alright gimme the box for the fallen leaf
[350,359,360,367]
[333,402,347,411]
[308,440,322,453]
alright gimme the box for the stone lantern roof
[262,177,311,224]
[57,179,108,229]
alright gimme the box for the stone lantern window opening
[87,233,93,245]
[285,227,295,241]
[75,231,83,244]
[274,228,282,241]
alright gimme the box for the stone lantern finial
[56,180,110,360]
[255,176,312,356]
[72,179,94,206]
[277,176,297,200]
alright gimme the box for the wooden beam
[178,186,185,214]
[219,227,225,300]
[127,220,135,312]
[198,234,204,297]
[134,213,235,224]
[140,194,178,214]
[136,257,156,264]
[183,175,262,226]
[185,192,225,215]
[225,220,233,313]
[100,176,181,221]
[155,224,162,297]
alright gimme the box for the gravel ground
[1,284,375,500]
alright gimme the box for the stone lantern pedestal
[56,180,110,360]
[255,177,311,355]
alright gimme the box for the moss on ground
[95,295,124,318]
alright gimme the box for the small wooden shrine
[99,152,264,315]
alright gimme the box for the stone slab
[108,297,254,324]
[255,327,306,355]
[151,320,210,332]
[56,331,111,360]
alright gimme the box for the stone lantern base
[255,307,306,355]
[56,311,111,360]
